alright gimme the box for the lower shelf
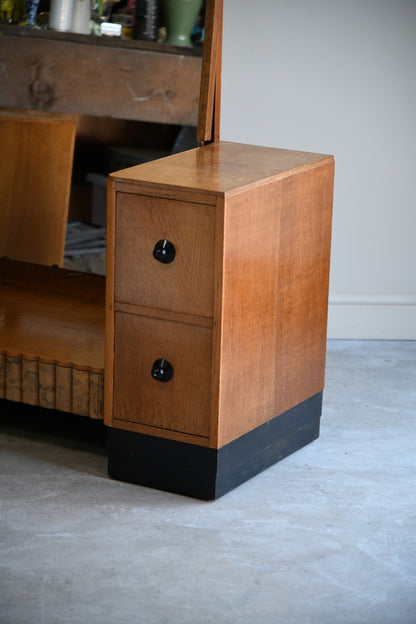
[108,392,322,500]
[0,258,105,419]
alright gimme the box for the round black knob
[151,358,174,382]
[153,239,176,264]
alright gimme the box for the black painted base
[108,392,322,500]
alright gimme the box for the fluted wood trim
[0,351,104,419]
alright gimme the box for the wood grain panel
[216,161,334,446]
[0,29,201,124]
[0,116,75,266]
[115,193,215,318]
[113,312,212,438]
[272,163,334,413]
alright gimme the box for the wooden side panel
[273,163,334,413]
[0,116,75,266]
[0,33,201,125]
[216,161,334,447]
[104,178,117,427]
[110,142,332,198]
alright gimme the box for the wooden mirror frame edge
[197,0,223,144]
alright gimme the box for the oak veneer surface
[115,193,216,318]
[215,162,334,446]
[113,313,212,439]
[0,116,75,266]
[111,141,333,196]
[0,260,105,418]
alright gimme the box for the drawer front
[113,312,212,438]
[115,193,215,318]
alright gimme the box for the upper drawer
[114,193,215,318]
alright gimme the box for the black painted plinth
[108,392,322,500]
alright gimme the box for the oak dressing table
[0,0,334,498]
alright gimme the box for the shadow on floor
[0,398,108,477]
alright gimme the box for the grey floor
[0,340,415,624]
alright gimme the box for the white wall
[220,0,416,339]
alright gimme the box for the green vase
[161,0,202,47]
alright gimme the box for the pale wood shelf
[0,259,105,418]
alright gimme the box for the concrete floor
[0,340,415,624]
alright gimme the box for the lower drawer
[113,312,212,438]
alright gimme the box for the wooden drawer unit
[105,142,335,499]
